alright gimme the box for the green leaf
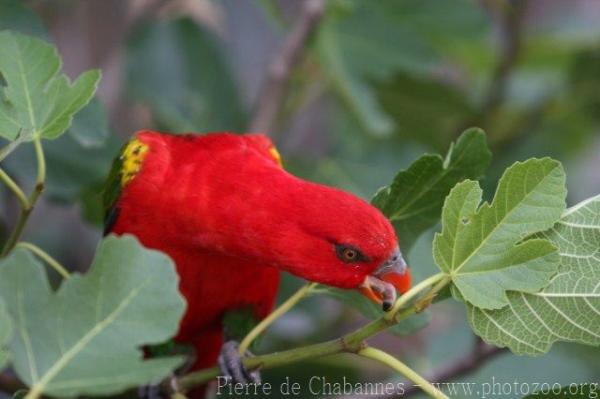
[126,18,246,132]
[317,2,438,137]
[434,158,567,309]
[0,30,100,141]
[317,21,394,137]
[316,0,490,137]
[0,300,12,370]
[376,72,475,150]
[0,235,186,397]
[3,90,119,218]
[468,194,600,355]
[372,128,491,253]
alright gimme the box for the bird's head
[274,181,411,311]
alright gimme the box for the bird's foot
[217,340,261,385]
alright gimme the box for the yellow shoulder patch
[269,146,283,167]
[120,138,149,186]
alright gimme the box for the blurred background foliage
[1,0,599,397]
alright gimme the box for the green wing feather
[101,142,127,235]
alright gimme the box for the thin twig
[238,282,316,355]
[1,137,45,256]
[359,347,449,399]
[386,274,447,318]
[0,168,28,209]
[479,0,528,121]
[248,0,326,134]
[16,242,71,280]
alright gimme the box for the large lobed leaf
[0,235,186,397]
[372,128,491,253]
[316,0,490,137]
[434,158,567,309]
[0,30,100,141]
[0,300,11,370]
[375,73,475,151]
[468,194,600,355]
[0,13,116,218]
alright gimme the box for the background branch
[401,337,504,398]
[480,0,528,118]
[339,337,504,399]
[248,0,325,134]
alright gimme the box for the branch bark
[248,0,325,134]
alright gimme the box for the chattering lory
[103,131,410,392]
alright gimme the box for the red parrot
[103,131,410,394]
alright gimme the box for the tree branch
[16,242,71,280]
[400,337,505,398]
[480,0,528,118]
[176,273,450,393]
[1,137,46,257]
[238,282,317,355]
[248,0,326,134]
[0,168,28,209]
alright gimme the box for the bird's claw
[218,340,261,385]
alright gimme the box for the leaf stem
[0,168,29,208]
[33,136,46,184]
[386,273,448,319]
[177,298,419,390]
[239,282,316,355]
[16,242,71,279]
[358,346,449,399]
[177,271,452,392]
[1,137,46,256]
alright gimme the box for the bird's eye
[342,248,357,260]
[335,244,365,263]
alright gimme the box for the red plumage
[107,130,409,389]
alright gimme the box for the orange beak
[359,247,411,311]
